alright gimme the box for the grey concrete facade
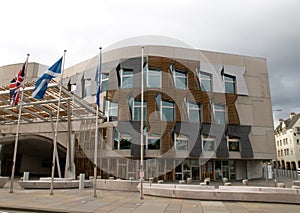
[0,38,275,182]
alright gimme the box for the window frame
[224,74,236,94]
[105,99,118,118]
[175,134,189,151]
[101,73,109,92]
[161,99,175,121]
[202,135,216,152]
[132,99,147,121]
[146,66,161,88]
[227,135,240,152]
[213,104,226,124]
[113,128,132,150]
[174,69,187,89]
[146,134,161,150]
[83,78,91,97]
[199,71,212,92]
[120,68,134,88]
[188,101,201,123]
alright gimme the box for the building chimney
[290,112,296,119]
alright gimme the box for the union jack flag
[9,62,26,106]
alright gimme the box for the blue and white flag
[32,57,63,99]
[95,65,101,107]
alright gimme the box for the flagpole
[50,50,67,195]
[93,47,102,198]
[140,46,144,199]
[9,54,30,194]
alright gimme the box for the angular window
[133,100,146,121]
[161,100,174,121]
[214,104,226,124]
[174,69,187,89]
[199,72,212,92]
[69,83,76,92]
[119,133,131,149]
[83,79,91,97]
[224,74,236,94]
[113,128,131,150]
[175,134,189,151]
[227,136,240,152]
[147,67,161,88]
[188,102,201,123]
[101,73,109,92]
[105,100,118,118]
[121,68,133,88]
[202,135,215,151]
[147,134,161,150]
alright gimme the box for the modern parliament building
[0,36,276,182]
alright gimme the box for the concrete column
[64,133,76,179]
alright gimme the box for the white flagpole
[50,50,67,195]
[93,47,102,198]
[140,46,144,199]
[9,54,30,193]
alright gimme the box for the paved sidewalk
[0,180,299,213]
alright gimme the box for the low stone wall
[96,179,139,192]
[18,179,92,189]
[138,183,300,204]
[0,177,9,188]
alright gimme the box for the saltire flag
[32,57,63,99]
[9,62,26,106]
[95,65,101,107]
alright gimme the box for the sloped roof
[275,113,300,132]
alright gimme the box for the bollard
[223,178,228,183]
[242,179,248,186]
[187,178,192,184]
[79,173,85,190]
[277,183,285,188]
[23,172,29,181]
[224,182,232,186]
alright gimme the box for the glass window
[188,102,201,123]
[175,135,189,151]
[224,74,236,94]
[113,128,131,150]
[84,79,91,97]
[147,67,161,88]
[101,73,109,92]
[227,136,240,152]
[113,128,119,149]
[161,100,174,121]
[119,133,131,149]
[147,134,160,150]
[133,100,146,121]
[199,72,212,92]
[202,135,215,151]
[105,100,118,117]
[174,69,187,89]
[121,68,133,88]
[214,104,226,124]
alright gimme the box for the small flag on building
[9,62,26,106]
[32,57,63,99]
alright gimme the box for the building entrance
[201,161,214,181]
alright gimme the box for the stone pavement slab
[0,182,299,213]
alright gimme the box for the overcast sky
[1,0,299,124]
